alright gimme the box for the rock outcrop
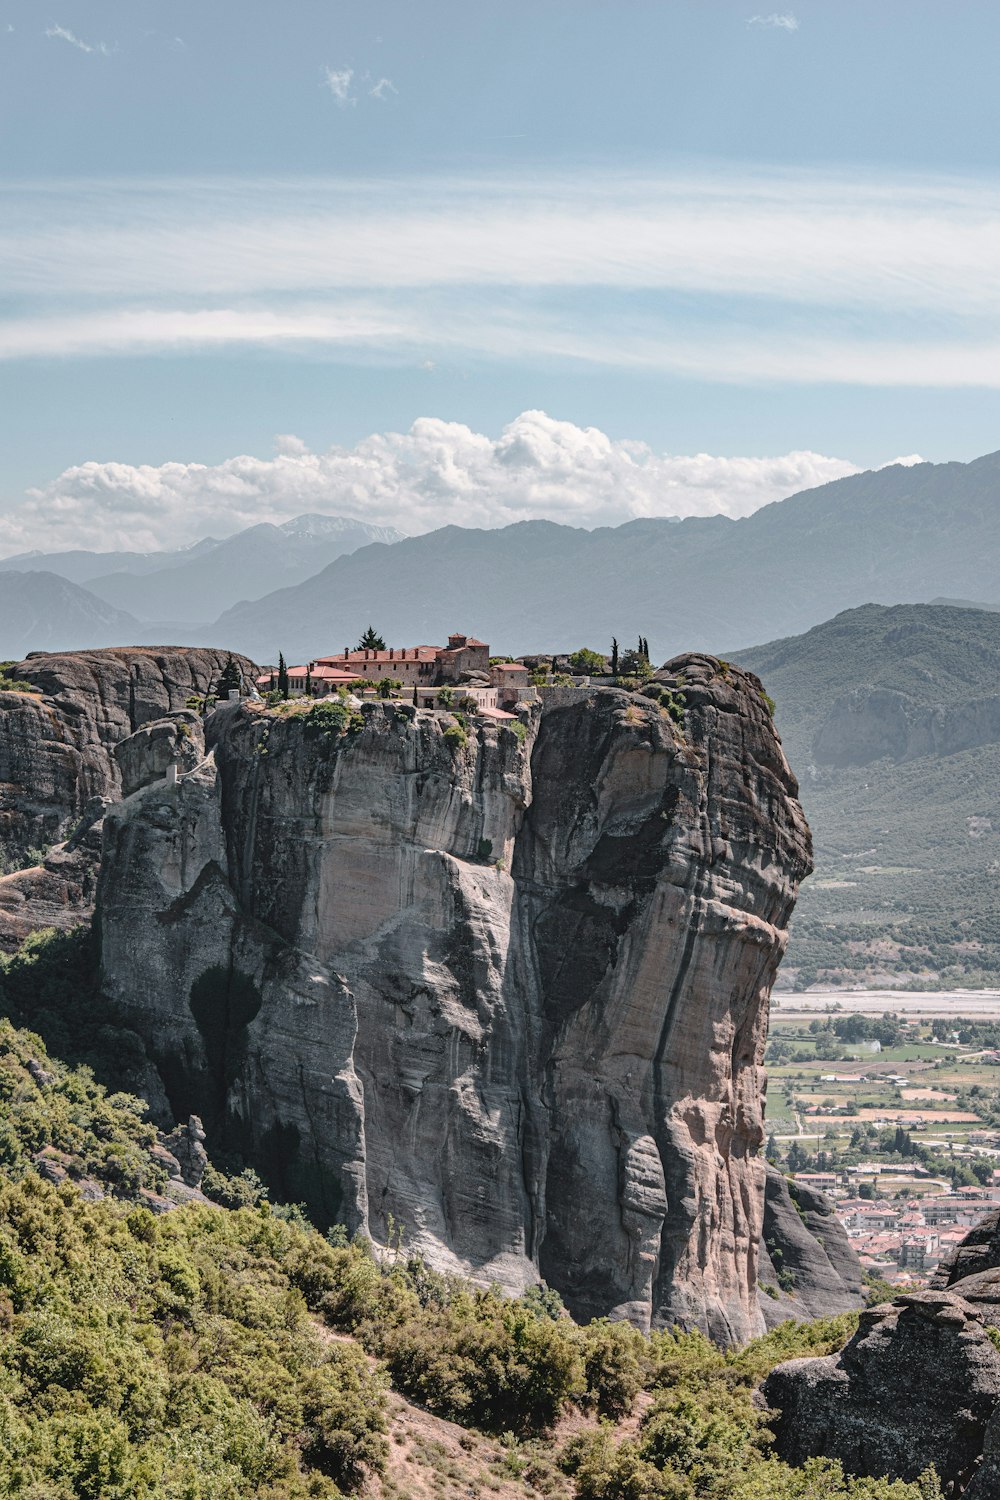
[758,1164,865,1327]
[0,647,253,948]
[764,1289,1000,1488]
[814,684,1000,768]
[931,1208,1000,1290]
[96,657,811,1342]
[764,1217,1000,1493]
[0,647,254,863]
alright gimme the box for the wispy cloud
[370,77,398,101]
[748,13,799,30]
[45,22,111,55]
[324,66,355,106]
[3,167,1000,386]
[0,412,860,553]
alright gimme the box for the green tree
[277,652,290,701]
[215,654,243,698]
[357,627,386,651]
[376,677,402,700]
[618,649,652,680]
[569,648,608,675]
[610,638,620,677]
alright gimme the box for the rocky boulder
[931,1208,1000,1290]
[115,711,206,797]
[764,1290,1000,1488]
[96,656,811,1343]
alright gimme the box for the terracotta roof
[494,662,529,672]
[478,706,516,720]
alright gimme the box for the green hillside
[734,604,1000,987]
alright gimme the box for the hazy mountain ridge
[210,449,1000,662]
[0,571,144,658]
[0,513,404,628]
[6,450,1000,661]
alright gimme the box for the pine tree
[277,652,289,700]
[357,626,386,651]
[216,654,243,698]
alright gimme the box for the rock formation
[758,1164,865,1327]
[0,647,253,948]
[96,657,811,1342]
[764,1213,1000,1493]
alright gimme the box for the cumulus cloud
[748,13,799,30]
[0,412,861,555]
[45,23,111,54]
[324,66,355,105]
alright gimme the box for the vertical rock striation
[97,657,811,1341]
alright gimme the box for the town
[767,994,1000,1289]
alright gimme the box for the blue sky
[3,1,1000,551]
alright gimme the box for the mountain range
[3,448,1000,663]
[0,513,402,632]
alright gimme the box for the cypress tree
[611,637,619,677]
[277,652,289,700]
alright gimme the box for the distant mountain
[1,514,404,623]
[733,603,1000,989]
[0,537,221,587]
[210,450,1000,662]
[0,572,143,658]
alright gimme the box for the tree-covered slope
[734,604,1000,986]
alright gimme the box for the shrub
[302,700,363,742]
[379,1288,584,1434]
[299,1348,388,1487]
[443,721,468,752]
[581,1319,650,1418]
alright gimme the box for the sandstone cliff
[96,657,811,1342]
[0,647,253,948]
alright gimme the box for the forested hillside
[734,604,1000,987]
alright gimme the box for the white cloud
[748,13,799,30]
[44,23,111,55]
[0,412,861,555]
[324,66,355,106]
[370,77,397,100]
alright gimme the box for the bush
[581,1319,650,1418]
[302,700,363,742]
[378,1288,584,1434]
[443,721,468,752]
[299,1348,388,1487]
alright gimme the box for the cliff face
[0,647,253,947]
[0,647,254,862]
[97,657,811,1343]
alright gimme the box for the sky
[3,0,1000,553]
